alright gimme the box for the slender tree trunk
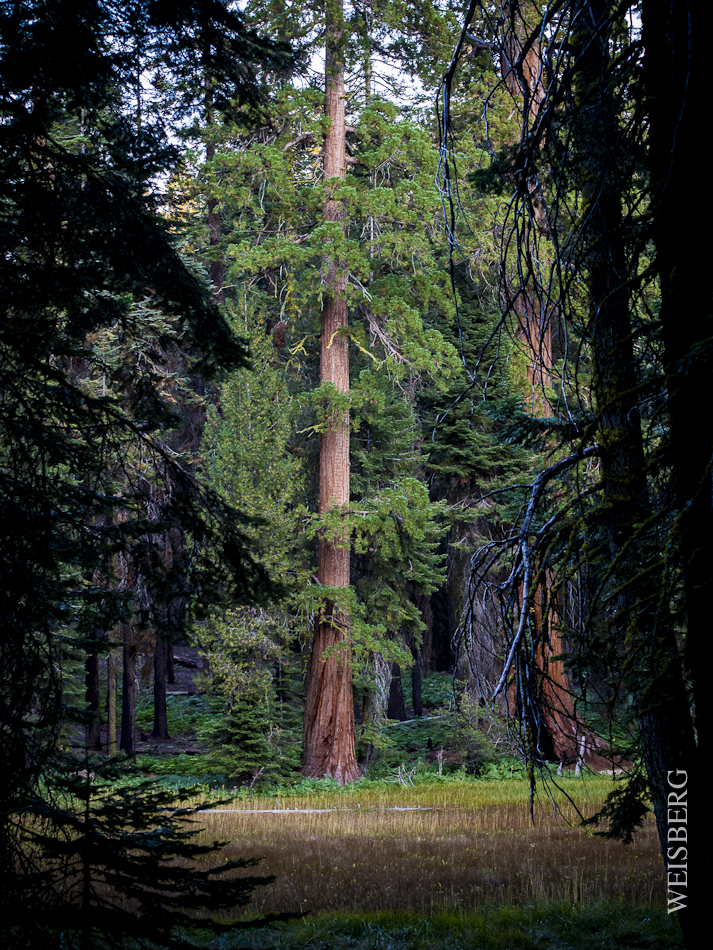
[119,627,136,756]
[204,70,225,305]
[206,140,225,306]
[411,646,423,717]
[106,642,118,755]
[302,0,360,785]
[386,664,407,721]
[152,635,170,740]
[85,630,102,750]
[362,10,372,107]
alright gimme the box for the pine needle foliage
[351,371,448,656]
[195,312,307,785]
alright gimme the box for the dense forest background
[0,1,708,948]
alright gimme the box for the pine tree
[8,755,278,949]
[196,610,303,784]
[174,0,468,782]
[350,369,447,746]
[299,0,363,784]
[195,313,306,785]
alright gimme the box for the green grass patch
[195,903,682,949]
[226,771,620,810]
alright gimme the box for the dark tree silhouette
[0,1,289,943]
[440,3,709,945]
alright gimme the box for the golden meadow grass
[193,776,665,918]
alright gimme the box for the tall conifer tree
[177,0,465,781]
[301,0,362,784]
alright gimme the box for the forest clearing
[205,778,663,915]
[63,770,679,949]
[169,774,678,948]
[132,681,674,946]
[1,0,708,948]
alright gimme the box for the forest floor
[92,646,208,760]
[124,650,622,788]
[135,646,207,757]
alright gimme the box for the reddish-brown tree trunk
[501,3,585,765]
[530,579,583,765]
[302,0,360,785]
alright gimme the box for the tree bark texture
[509,578,589,764]
[500,1,545,126]
[302,0,361,784]
[501,1,553,410]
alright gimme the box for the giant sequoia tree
[301,0,362,784]
[442,2,709,945]
[178,0,464,783]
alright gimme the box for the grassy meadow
[124,676,683,948]
[178,775,682,949]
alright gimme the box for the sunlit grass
[42,774,676,948]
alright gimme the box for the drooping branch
[488,445,601,699]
